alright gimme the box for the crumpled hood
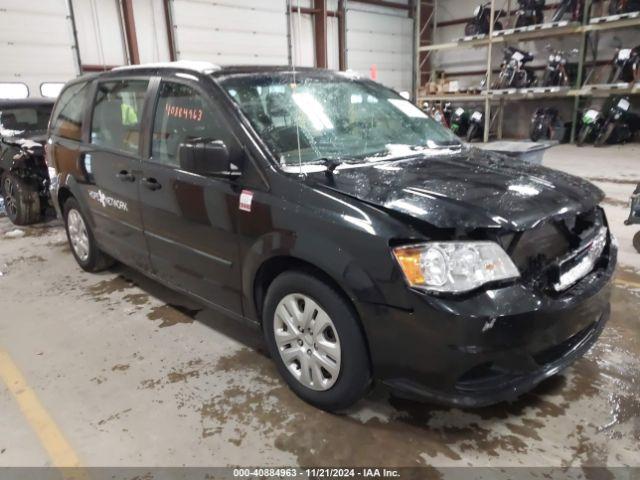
[306,148,604,231]
[1,130,46,155]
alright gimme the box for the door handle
[116,170,136,182]
[141,177,162,191]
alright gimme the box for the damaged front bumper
[360,231,617,408]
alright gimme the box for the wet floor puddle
[124,282,639,470]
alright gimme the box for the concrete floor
[0,144,639,474]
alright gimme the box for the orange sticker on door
[165,104,204,122]
[239,190,253,212]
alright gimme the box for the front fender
[53,174,95,227]
[241,229,385,323]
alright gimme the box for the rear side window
[90,80,148,155]
[50,82,89,141]
[151,81,222,167]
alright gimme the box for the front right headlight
[392,241,520,293]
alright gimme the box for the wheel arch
[252,254,374,370]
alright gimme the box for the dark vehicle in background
[48,62,615,412]
[609,45,640,83]
[0,98,54,225]
[625,183,640,253]
[494,47,537,89]
[465,2,505,35]
[515,0,545,27]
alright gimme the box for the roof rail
[113,61,221,74]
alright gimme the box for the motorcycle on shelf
[609,0,640,15]
[450,107,471,137]
[624,183,640,254]
[543,47,578,86]
[466,109,485,142]
[494,47,538,89]
[422,102,451,128]
[515,0,546,27]
[530,107,566,141]
[577,97,639,146]
[551,0,584,22]
[465,3,506,35]
[609,45,640,83]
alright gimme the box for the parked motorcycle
[609,0,640,15]
[551,0,584,21]
[465,3,505,35]
[577,97,638,146]
[422,101,450,128]
[543,47,578,86]
[624,183,640,254]
[450,107,470,136]
[609,45,640,83]
[577,107,604,146]
[594,96,638,146]
[515,0,546,27]
[530,107,565,141]
[466,109,485,142]
[494,47,538,89]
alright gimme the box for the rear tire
[530,124,544,142]
[63,197,114,272]
[262,271,371,412]
[633,230,640,254]
[1,172,41,226]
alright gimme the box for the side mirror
[178,139,240,178]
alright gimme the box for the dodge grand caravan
[47,62,616,411]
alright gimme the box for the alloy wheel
[3,176,18,220]
[67,209,90,262]
[273,293,341,391]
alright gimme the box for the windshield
[220,73,461,167]
[0,105,52,135]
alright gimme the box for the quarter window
[50,82,89,141]
[90,80,148,154]
[151,81,221,167]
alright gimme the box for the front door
[84,79,150,270]
[139,78,243,315]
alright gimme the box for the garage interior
[1,0,639,476]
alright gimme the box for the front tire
[633,230,640,254]
[263,271,371,412]
[63,197,114,272]
[1,172,41,226]
[577,125,593,146]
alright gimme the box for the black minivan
[47,61,616,411]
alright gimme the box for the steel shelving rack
[412,0,640,142]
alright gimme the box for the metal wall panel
[72,0,127,66]
[133,0,171,63]
[0,0,78,97]
[346,2,413,92]
[170,0,289,65]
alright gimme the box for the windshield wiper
[307,156,361,173]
